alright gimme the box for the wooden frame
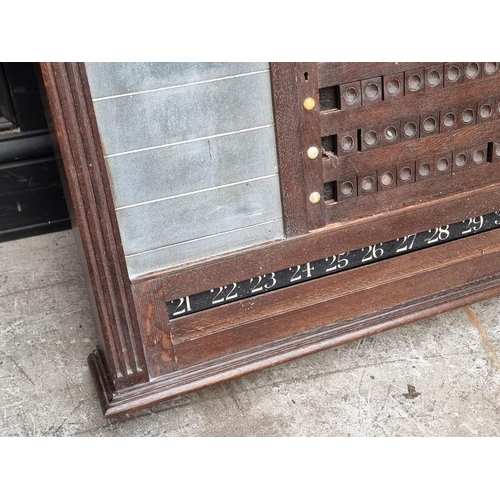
[39,62,500,418]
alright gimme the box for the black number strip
[167,212,500,319]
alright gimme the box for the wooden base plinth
[89,269,500,419]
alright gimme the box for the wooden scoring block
[470,144,489,167]
[382,72,404,101]
[361,77,383,106]
[416,157,434,182]
[452,147,472,172]
[400,116,420,142]
[334,176,357,201]
[360,126,382,152]
[336,130,359,157]
[424,64,444,92]
[380,121,400,147]
[339,81,362,110]
[405,67,425,95]
[397,161,416,186]
[357,171,378,196]
[444,62,464,87]
[457,102,477,129]
[463,62,482,84]
[434,152,452,177]
[377,166,398,192]
[440,106,460,133]
[420,111,440,138]
[477,97,497,125]
[482,62,500,80]
[492,142,500,164]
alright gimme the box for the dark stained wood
[424,64,445,92]
[295,62,326,229]
[131,279,176,378]
[444,63,464,87]
[319,68,500,223]
[320,76,500,136]
[405,67,425,96]
[153,179,500,301]
[323,120,500,181]
[174,233,500,367]
[170,230,500,359]
[72,62,149,386]
[324,163,500,224]
[269,63,309,236]
[96,233,500,417]
[88,347,114,414]
[38,61,500,418]
[39,63,148,390]
[317,63,431,88]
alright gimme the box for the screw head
[309,192,321,204]
[303,97,316,111]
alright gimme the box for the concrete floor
[1,229,500,436]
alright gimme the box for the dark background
[0,62,70,242]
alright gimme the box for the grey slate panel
[92,71,275,156]
[106,126,278,208]
[125,220,284,278]
[85,62,284,277]
[85,62,269,99]
[117,175,283,256]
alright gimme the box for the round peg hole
[466,62,480,79]
[403,121,418,138]
[364,130,378,146]
[340,135,354,151]
[461,108,475,124]
[447,65,460,82]
[480,104,492,119]
[380,172,394,187]
[418,163,431,177]
[340,181,354,197]
[343,87,360,104]
[408,74,422,91]
[361,176,375,192]
[384,126,397,142]
[436,158,449,172]
[484,62,498,75]
[455,153,467,167]
[364,82,380,100]
[473,149,485,164]
[399,167,412,181]
[423,116,437,133]
[426,70,441,87]
[386,78,401,96]
[443,113,456,128]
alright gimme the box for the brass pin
[303,97,315,111]
[309,192,321,204]
[307,146,319,159]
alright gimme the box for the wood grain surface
[37,62,500,417]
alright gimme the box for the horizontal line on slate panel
[115,173,279,210]
[92,70,270,102]
[124,219,284,258]
[104,124,275,158]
